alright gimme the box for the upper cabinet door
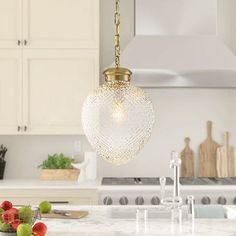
[0,0,22,48]
[22,0,99,49]
[0,50,22,134]
[22,50,99,134]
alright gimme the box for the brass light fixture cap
[104,67,132,84]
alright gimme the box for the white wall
[1,0,236,180]
[99,89,236,177]
[218,0,236,54]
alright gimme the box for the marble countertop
[42,205,236,236]
[1,179,236,191]
[0,180,99,189]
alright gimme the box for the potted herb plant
[38,153,80,181]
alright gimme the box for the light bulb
[111,102,127,124]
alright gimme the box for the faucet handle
[160,176,166,201]
[187,195,195,220]
[171,151,180,160]
[170,151,181,167]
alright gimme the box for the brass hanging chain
[114,0,121,68]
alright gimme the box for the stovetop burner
[180,177,236,185]
[102,177,174,186]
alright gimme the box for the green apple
[17,223,32,236]
[39,201,52,214]
[0,222,11,232]
[18,206,32,224]
[0,208,4,223]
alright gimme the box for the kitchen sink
[108,206,186,219]
[107,206,236,220]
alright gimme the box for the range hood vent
[121,0,236,88]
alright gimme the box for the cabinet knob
[17,126,21,132]
[119,196,129,205]
[217,196,227,205]
[135,196,145,205]
[24,126,27,132]
[103,196,113,205]
[151,196,160,205]
[201,196,211,205]
[17,40,21,46]
[233,197,236,205]
[24,40,27,46]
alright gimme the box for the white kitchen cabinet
[0,189,98,205]
[0,0,99,49]
[22,50,99,134]
[22,0,99,49]
[0,0,22,48]
[0,0,99,134]
[0,50,22,134]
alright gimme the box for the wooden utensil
[41,210,88,219]
[199,121,220,177]
[217,132,236,177]
[180,137,194,177]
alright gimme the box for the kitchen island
[42,205,236,236]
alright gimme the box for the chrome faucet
[160,151,183,208]
[160,152,195,221]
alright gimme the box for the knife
[53,210,71,217]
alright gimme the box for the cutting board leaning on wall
[199,121,220,177]
[217,132,236,177]
[180,137,194,177]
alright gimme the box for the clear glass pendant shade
[82,82,155,165]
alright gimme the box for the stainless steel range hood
[121,0,236,88]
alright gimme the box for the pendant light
[82,0,155,165]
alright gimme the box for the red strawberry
[2,210,15,223]
[0,201,13,211]
[32,222,47,236]
[11,221,22,231]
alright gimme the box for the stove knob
[234,197,236,205]
[103,196,113,205]
[201,196,211,205]
[119,196,129,205]
[218,196,227,205]
[135,196,145,205]
[151,196,160,205]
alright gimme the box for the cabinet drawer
[0,189,98,205]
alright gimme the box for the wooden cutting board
[199,121,220,177]
[41,210,88,219]
[180,137,194,177]
[217,132,236,177]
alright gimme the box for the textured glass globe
[82,83,155,165]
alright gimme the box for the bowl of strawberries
[0,201,47,236]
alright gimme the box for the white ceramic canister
[85,152,97,180]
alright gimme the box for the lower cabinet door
[22,49,99,134]
[0,50,22,134]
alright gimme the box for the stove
[99,177,236,206]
